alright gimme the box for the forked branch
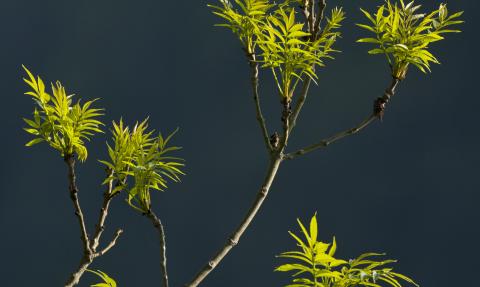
[64,155,123,287]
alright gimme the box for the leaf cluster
[87,269,117,287]
[100,119,185,212]
[208,0,272,52]
[258,7,345,99]
[22,66,104,161]
[209,0,344,100]
[357,0,463,79]
[276,214,418,287]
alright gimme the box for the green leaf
[309,213,318,244]
[87,269,117,287]
[357,1,463,77]
[25,138,44,147]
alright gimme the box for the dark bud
[270,132,280,149]
[281,99,292,124]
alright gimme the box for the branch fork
[186,3,406,287]
[64,154,123,287]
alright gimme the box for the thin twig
[146,210,170,287]
[284,114,376,160]
[287,0,324,140]
[64,163,124,287]
[90,172,114,251]
[284,77,401,160]
[247,51,272,152]
[95,229,124,257]
[185,154,283,287]
[64,154,92,256]
[288,78,312,137]
[313,0,327,38]
[308,0,316,37]
[64,154,93,287]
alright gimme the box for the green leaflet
[208,0,272,52]
[357,1,463,79]
[87,269,117,287]
[22,65,104,162]
[99,119,185,212]
[276,214,419,287]
[209,1,344,100]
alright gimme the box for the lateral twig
[246,51,272,152]
[95,229,124,257]
[284,77,401,160]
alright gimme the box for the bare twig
[308,1,315,37]
[247,51,272,152]
[63,159,123,287]
[313,0,327,38]
[64,154,92,256]
[95,229,124,257]
[185,154,283,287]
[288,78,312,138]
[146,210,170,287]
[287,0,325,141]
[284,77,401,160]
[90,172,114,251]
[284,114,376,160]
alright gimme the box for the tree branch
[64,154,93,287]
[284,77,401,160]
[184,6,326,283]
[64,154,92,256]
[146,210,170,287]
[284,114,376,160]
[90,173,124,252]
[247,51,272,152]
[95,228,123,257]
[308,0,316,36]
[90,173,114,251]
[64,164,124,287]
[185,154,283,287]
[288,0,319,141]
[288,78,312,138]
[313,0,327,38]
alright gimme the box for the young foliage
[357,1,463,79]
[22,66,104,161]
[258,7,345,99]
[209,1,345,100]
[87,269,117,287]
[208,0,272,52]
[100,119,185,212]
[276,214,418,287]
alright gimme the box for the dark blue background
[0,0,478,286]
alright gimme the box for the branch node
[228,237,238,246]
[208,261,216,269]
